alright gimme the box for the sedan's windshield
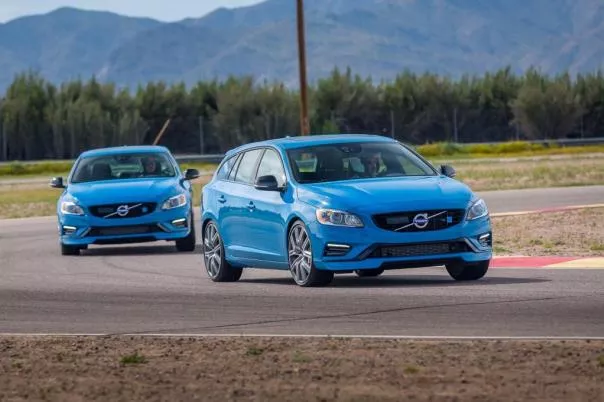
[71,152,177,183]
[286,141,437,184]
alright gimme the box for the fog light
[478,232,492,247]
[172,218,187,228]
[63,225,77,235]
[324,243,351,256]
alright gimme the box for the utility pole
[453,107,459,143]
[296,0,310,135]
[199,115,205,154]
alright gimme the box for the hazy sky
[0,0,263,23]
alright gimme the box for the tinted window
[71,152,176,183]
[286,141,437,184]
[228,154,242,181]
[234,149,263,184]
[216,155,238,180]
[256,149,286,187]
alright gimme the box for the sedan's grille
[372,209,465,232]
[89,202,157,219]
[87,224,162,237]
[367,241,470,258]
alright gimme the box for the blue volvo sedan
[201,134,492,287]
[51,145,199,255]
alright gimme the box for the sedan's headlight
[60,201,84,215]
[162,194,187,210]
[316,208,364,227]
[467,198,489,220]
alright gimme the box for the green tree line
[0,66,602,161]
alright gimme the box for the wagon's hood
[297,176,475,214]
[66,178,182,205]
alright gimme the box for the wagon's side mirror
[440,165,456,178]
[184,168,200,181]
[50,177,65,188]
[255,175,281,191]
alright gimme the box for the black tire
[61,242,80,256]
[176,211,196,252]
[202,221,242,282]
[446,260,490,281]
[287,221,334,287]
[354,268,384,277]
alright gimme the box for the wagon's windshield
[71,152,177,183]
[286,141,437,184]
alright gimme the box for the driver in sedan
[142,155,162,176]
[361,152,383,177]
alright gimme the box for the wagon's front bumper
[309,215,492,272]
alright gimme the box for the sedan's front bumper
[308,215,492,272]
[58,206,192,246]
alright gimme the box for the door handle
[247,201,256,211]
[217,195,226,204]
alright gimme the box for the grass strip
[1,336,602,401]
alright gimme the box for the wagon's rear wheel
[203,221,242,282]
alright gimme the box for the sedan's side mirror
[440,164,456,178]
[255,175,281,191]
[50,177,65,188]
[184,168,200,181]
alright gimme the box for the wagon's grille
[87,224,162,237]
[372,209,465,232]
[89,202,157,219]
[367,241,470,258]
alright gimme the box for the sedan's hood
[297,176,475,214]
[67,178,181,206]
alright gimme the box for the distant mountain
[0,7,161,90]
[1,0,603,92]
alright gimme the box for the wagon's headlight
[162,193,187,210]
[60,201,84,215]
[316,208,364,227]
[467,198,489,220]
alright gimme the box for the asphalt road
[478,185,604,213]
[1,185,603,337]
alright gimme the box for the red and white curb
[489,204,604,268]
[491,256,604,269]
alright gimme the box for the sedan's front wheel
[288,221,333,287]
[60,242,80,256]
[446,260,489,281]
[202,221,242,282]
[176,211,196,252]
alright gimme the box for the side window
[234,149,263,184]
[256,149,286,186]
[216,155,238,180]
[227,155,242,181]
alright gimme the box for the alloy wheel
[203,222,222,279]
[288,223,313,285]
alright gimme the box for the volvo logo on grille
[413,213,429,229]
[103,203,142,218]
[394,210,448,232]
[116,205,130,217]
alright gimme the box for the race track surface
[1,185,603,337]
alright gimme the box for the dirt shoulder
[1,336,603,402]
[491,207,604,256]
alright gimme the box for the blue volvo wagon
[201,135,492,287]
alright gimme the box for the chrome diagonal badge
[394,210,448,231]
[103,203,142,218]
